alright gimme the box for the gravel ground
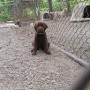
[0,25,84,90]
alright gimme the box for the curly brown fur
[31,21,51,55]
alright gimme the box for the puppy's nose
[37,27,44,33]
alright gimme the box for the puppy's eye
[43,23,48,30]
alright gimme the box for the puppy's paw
[32,52,37,55]
[45,51,51,55]
[31,49,33,52]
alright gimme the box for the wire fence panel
[46,19,90,62]
[42,0,90,62]
[14,0,36,22]
[0,0,37,23]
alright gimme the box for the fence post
[71,66,90,90]
[14,0,23,22]
[65,0,71,13]
[19,0,23,21]
[34,0,40,20]
[48,0,53,20]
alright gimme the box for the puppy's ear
[42,22,48,30]
[34,23,37,31]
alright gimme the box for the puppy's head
[34,22,48,34]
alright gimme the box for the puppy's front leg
[31,34,37,55]
[44,35,51,55]
[31,41,34,52]
[32,42,37,55]
[32,49,37,55]
[44,46,51,55]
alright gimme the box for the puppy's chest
[37,35,45,43]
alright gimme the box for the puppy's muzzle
[36,26,45,34]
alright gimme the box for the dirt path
[0,26,83,90]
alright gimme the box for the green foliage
[0,0,14,22]
[39,0,66,12]
[0,13,12,22]
[40,0,48,9]
[40,0,48,13]
[52,0,64,11]
[0,0,90,22]
[23,8,35,19]
[40,0,90,13]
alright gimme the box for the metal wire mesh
[42,0,90,62]
[47,18,90,62]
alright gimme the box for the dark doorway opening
[83,5,90,18]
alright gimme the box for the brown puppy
[31,21,51,55]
